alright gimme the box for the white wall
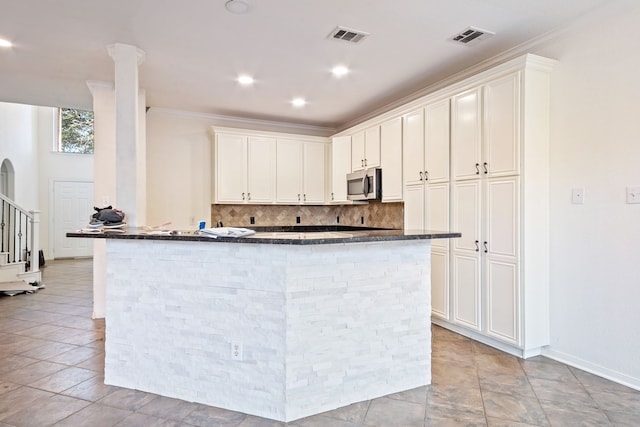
[534,4,640,387]
[0,102,39,209]
[36,107,93,260]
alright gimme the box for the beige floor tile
[182,404,248,426]
[427,384,485,415]
[60,375,121,401]
[486,417,542,427]
[478,372,536,399]
[115,412,184,427]
[539,399,611,427]
[29,366,97,393]
[363,396,426,426]
[588,389,640,415]
[0,386,54,421]
[315,400,370,424]
[482,390,549,426]
[238,415,286,426]
[137,394,200,421]
[18,341,79,360]
[52,403,132,427]
[1,393,90,427]
[425,405,487,426]
[98,388,158,411]
[291,414,359,427]
[602,410,640,427]
[528,376,596,407]
[0,360,67,384]
[47,345,102,365]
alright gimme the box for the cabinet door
[451,180,481,330]
[380,117,403,202]
[484,176,519,344]
[276,140,303,203]
[425,99,450,183]
[431,249,450,320]
[403,184,424,230]
[403,108,425,186]
[215,133,246,203]
[331,136,351,202]
[303,142,325,204]
[484,73,520,177]
[247,137,276,203]
[425,183,449,251]
[351,131,365,171]
[364,125,381,168]
[452,88,482,181]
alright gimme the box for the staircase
[0,194,42,295]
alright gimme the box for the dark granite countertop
[67,226,460,245]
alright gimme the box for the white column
[87,81,116,319]
[107,43,146,227]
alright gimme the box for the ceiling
[0,0,616,132]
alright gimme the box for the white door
[53,181,93,258]
[350,131,365,171]
[451,88,482,181]
[425,98,450,183]
[331,136,351,202]
[247,137,276,203]
[402,108,424,186]
[216,134,246,203]
[276,140,303,203]
[380,117,403,202]
[403,184,424,231]
[364,125,381,168]
[302,142,325,204]
[484,73,520,177]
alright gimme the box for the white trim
[210,126,329,144]
[148,107,336,136]
[542,348,640,392]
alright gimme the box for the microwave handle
[362,169,369,196]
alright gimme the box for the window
[58,108,94,154]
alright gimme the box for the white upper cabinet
[424,99,450,183]
[380,117,403,202]
[276,140,325,204]
[351,126,381,171]
[247,137,276,203]
[402,108,425,186]
[451,87,482,181]
[484,73,520,177]
[215,133,276,204]
[215,133,247,203]
[330,135,351,203]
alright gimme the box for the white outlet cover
[627,187,640,204]
[571,188,584,205]
[231,341,243,361]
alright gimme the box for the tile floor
[0,259,639,426]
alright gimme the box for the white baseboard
[541,348,640,392]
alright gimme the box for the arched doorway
[0,159,15,200]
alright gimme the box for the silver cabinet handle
[475,163,480,175]
[303,194,307,201]
[331,192,334,201]
[298,193,301,201]
[247,192,251,200]
[483,241,488,253]
[419,171,424,181]
[361,159,364,167]
[483,162,488,174]
[424,170,429,181]
[475,240,479,252]
[242,192,245,200]
[364,158,367,166]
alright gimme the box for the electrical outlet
[571,188,584,205]
[627,187,640,204]
[231,341,243,361]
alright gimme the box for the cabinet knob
[364,158,367,166]
[361,159,364,167]
[419,171,424,181]
[475,240,479,252]
[303,194,307,201]
[483,162,488,174]
[475,163,480,175]
[483,241,488,253]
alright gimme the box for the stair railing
[0,193,40,274]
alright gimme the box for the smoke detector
[328,26,369,44]
[451,26,495,45]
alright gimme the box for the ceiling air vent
[328,26,369,44]
[451,26,495,46]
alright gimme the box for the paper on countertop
[197,227,256,238]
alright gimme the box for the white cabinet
[351,126,381,171]
[215,133,275,204]
[443,55,554,357]
[276,140,325,204]
[380,117,403,202]
[402,108,424,186]
[330,136,351,203]
[425,99,450,183]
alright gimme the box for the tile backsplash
[211,201,404,229]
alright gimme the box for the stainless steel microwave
[347,168,382,201]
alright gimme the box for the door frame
[49,179,94,259]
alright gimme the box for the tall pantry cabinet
[444,54,555,357]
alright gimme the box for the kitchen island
[68,227,459,422]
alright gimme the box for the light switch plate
[627,187,640,204]
[571,188,584,205]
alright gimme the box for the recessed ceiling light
[0,38,12,48]
[331,65,349,78]
[291,98,306,108]
[225,0,250,14]
[237,75,255,86]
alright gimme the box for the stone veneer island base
[71,229,460,422]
